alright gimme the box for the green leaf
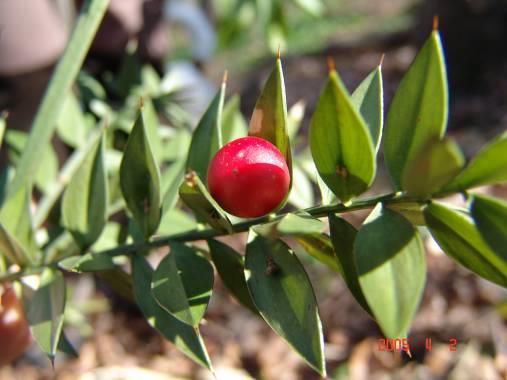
[5,130,59,194]
[57,331,78,357]
[142,97,164,164]
[471,195,507,258]
[254,213,324,238]
[120,111,161,238]
[186,81,226,182]
[249,57,292,178]
[384,30,448,189]
[158,209,197,236]
[208,239,259,314]
[56,92,90,148]
[179,172,232,233]
[294,233,343,274]
[27,268,66,363]
[58,252,118,273]
[290,0,324,16]
[351,65,383,152]
[160,159,185,218]
[402,137,464,197]
[151,243,214,327]
[355,204,426,338]
[0,185,37,264]
[387,203,426,226]
[328,214,370,314]
[309,69,376,203]
[288,163,314,209]
[0,224,28,265]
[442,132,507,192]
[8,0,110,196]
[222,95,248,144]
[131,254,212,369]
[424,202,507,287]
[62,135,107,248]
[245,231,326,376]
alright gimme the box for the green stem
[91,192,422,258]
[0,267,45,284]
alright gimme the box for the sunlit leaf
[310,69,376,202]
[442,132,507,192]
[384,30,448,189]
[351,65,383,152]
[402,137,464,197]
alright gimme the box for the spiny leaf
[62,134,108,248]
[131,254,213,369]
[425,202,507,287]
[328,214,371,314]
[151,243,214,327]
[208,239,259,314]
[351,64,383,152]
[310,69,376,203]
[120,111,161,239]
[27,268,66,363]
[384,30,448,189]
[471,195,507,259]
[249,57,292,179]
[186,80,226,182]
[355,204,426,338]
[442,131,507,192]
[245,231,326,376]
[402,137,464,197]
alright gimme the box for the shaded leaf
[131,254,212,369]
[152,243,214,327]
[351,65,383,151]
[442,132,507,192]
[179,171,232,233]
[186,81,226,182]
[424,202,507,287]
[355,204,426,338]
[120,112,161,238]
[471,195,507,258]
[255,213,324,238]
[0,224,28,265]
[245,231,326,375]
[208,239,259,314]
[249,57,292,178]
[328,214,370,314]
[402,137,464,197]
[288,163,314,209]
[310,69,376,203]
[27,268,66,363]
[294,233,343,274]
[62,135,107,248]
[57,332,78,357]
[161,159,185,217]
[384,30,448,189]
[142,97,163,164]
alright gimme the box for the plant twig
[90,192,423,258]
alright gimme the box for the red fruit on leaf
[0,284,32,367]
[207,136,290,218]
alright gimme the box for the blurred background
[1,0,507,379]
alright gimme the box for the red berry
[0,284,32,367]
[207,136,290,218]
